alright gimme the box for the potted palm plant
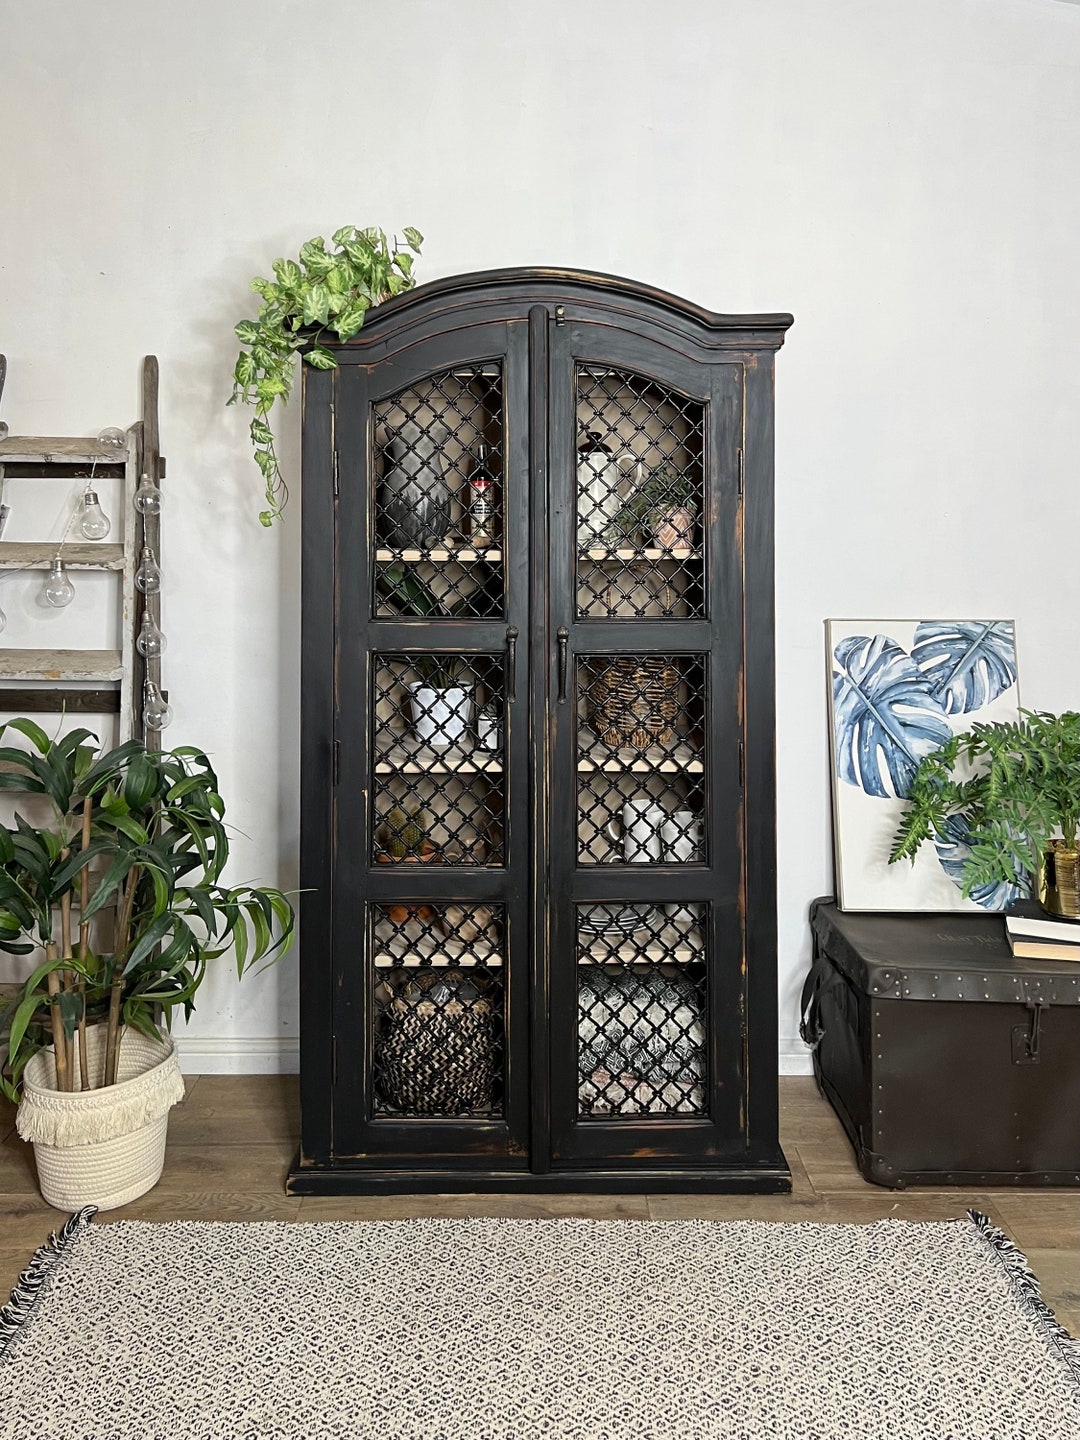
[0,721,294,1209]
[890,708,1080,917]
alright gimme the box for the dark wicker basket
[378,995,496,1115]
[588,656,680,749]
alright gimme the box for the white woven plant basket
[17,1024,184,1212]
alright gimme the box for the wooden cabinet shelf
[373,925,503,969]
[577,732,704,774]
[375,546,502,563]
[373,732,503,775]
[578,547,699,562]
[372,729,702,776]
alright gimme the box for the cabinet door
[546,320,746,1167]
[332,320,532,1167]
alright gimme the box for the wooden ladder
[0,355,165,747]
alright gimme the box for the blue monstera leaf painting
[830,620,1020,912]
[832,634,952,800]
[911,620,1017,715]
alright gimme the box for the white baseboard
[175,1036,813,1077]
[778,1038,814,1076]
[174,1036,299,1075]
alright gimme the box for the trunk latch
[1011,998,1046,1064]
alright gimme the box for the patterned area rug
[1,1209,1077,1439]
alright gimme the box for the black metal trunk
[805,898,1080,1188]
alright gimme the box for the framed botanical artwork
[826,619,1023,912]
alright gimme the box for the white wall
[2,0,1078,1074]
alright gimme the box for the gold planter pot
[1037,840,1080,920]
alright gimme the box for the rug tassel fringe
[0,1206,98,1364]
[967,1208,1080,1390]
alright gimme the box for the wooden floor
[1,1076,1076,1334]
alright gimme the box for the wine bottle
[468,442,496,546]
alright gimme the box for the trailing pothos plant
[229,224,423,526]
[0,721,294,1103]
[889,708,1080,898]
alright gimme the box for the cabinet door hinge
[554,305,566,326]
[332,450,340,497]
[332,1034,338,1084]
[737,447,744,496]
[739,739,745,789]
[332,738,341,785]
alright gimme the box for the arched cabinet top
[332,267,793,358]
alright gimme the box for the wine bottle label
[470,481,494,539]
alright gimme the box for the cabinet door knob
[506,627,519,703]
[557,627,569,703]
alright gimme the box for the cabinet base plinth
[286,1151,792,1196]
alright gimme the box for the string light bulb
[42,557,75,608]
[134,473,162,516]
[136,610,166,659]
[135,546,162,595]
[143,679,173,732]
[78,485,111,540]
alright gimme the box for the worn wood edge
[0,437,133,462]
[0,542,124,570]
[0,649,123,681]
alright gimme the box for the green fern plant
[890,708,1080,896]
[229,224,423,526]
[602,463,697,546]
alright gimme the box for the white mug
[661,811,702,924]
[606,799,665,863]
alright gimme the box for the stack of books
[1005,901,1080,961]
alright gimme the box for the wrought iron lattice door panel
[295,271,792,1195]
[373,363,505,620]
[576,653,707,866]
[371,904,507,1119]
[577,903,709,1118]
[371,652,507,867]
[575,365,706,621]
[326,318,531,1167]
[547,325,747,1167]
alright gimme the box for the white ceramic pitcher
[661,810,703,924]
[606,799,666,863]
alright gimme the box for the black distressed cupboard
[289,270,793,1194]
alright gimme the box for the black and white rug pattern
[1,1209,1077,1439]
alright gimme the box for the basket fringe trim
[16,1045,184,1147]
[0,1206,97,1364]
[967,1209,1080,1390]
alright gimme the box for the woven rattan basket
[588,656,680,749]
[17,1025,184,1212]
[378,996,496,1115]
